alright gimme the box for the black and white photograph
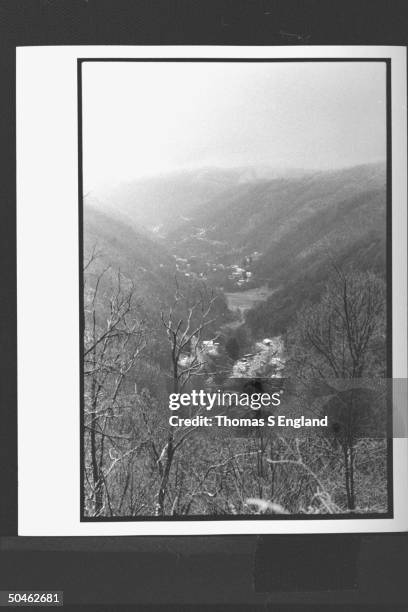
[80,59,392,520]
[6,0,408,605]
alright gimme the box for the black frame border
[78,56,394,523]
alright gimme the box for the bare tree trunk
[155,438,174,516]
[89,368,104,515]
[343,444,356,511]
[349,445,355,510]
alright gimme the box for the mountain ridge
[84,161,387,338]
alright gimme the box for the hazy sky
[82,61,386,193]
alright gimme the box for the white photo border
[17,46,407,535]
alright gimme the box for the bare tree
[83,250,146,516]
[153,281,218,516]
[288,268,386,509]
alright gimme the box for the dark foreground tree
[288,268,386,510]
[83,250,147,516]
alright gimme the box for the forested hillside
[83,162,388,519]
[96,168,256,234]
[84,205,176,310]
[166,163,386,335]
[246,181,386,336]
[170,163,384,249]
[84,205,231,369]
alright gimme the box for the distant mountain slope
[84,205,176,311]
[94,166,310,235]
[83,205,231,351]
[170,162,385,257]
[245,169,386,336]
[168,162,386,336]
[96,168,251,234]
